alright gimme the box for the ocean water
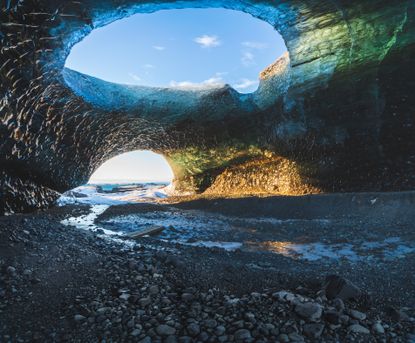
[58,181,170,206]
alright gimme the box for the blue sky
[69,8,287,183]
[89,151,174,182]
[66,8,286,94]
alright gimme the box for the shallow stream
[60,184,415,263]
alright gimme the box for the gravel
[0,204,414,342]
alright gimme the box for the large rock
[295,302,323,321]
[323,275,362,301]
[1,0,415,213]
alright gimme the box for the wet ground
[63,203,415,263]
[59,189,415,308]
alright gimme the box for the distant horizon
[87,178,171,184]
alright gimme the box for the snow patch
[58,183,169,206]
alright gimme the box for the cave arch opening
[64,7,288,94]
[60,151,174,204]
[89,150,174,184]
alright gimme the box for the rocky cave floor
[0,201,415,343]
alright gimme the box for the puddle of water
[60,205,140,248]
[61,205,118,235]
[177,240,243,251]
[248,238,415,262]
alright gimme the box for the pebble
[372,322,385,334]
[303,323,324,338]
[277,333,290,342]
[215,325,226,336]
[295,302,323,321]
[348,324,370,334]
[119,293,130,301]
[6,266,16,276]
[131,329,141,336]
[74,314,86,322]
[181,293,193,302]
[186,323,200,337]
[333,298,345,312]
[156,324,176,336]
[234,329,252,342]
[350,309,366,321]
[148,285,159,295]
[288,332,305,342]
[139,297,151,307]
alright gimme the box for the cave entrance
[60,151,174,205]
[89,150,173,184]
[65,8,287,94]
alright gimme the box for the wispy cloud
[169,74,225,90]
[128,73,142,82]
[241,51,255,66]
[234,79,259,91]
[194,35,221,48]
[153,45,166,51]
[242,41,268,49]
[143,64,155,69]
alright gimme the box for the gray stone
[303,323,324,338]
[165,335,178,343]
[181,293,193,302]
[139,297,151,307]
[348,324,370,334]
[288,332,305,342]
[372,322,385,334]
[203,319,217,328]
[148,285,159,295]
[324,276,361,301]
[74,314,86,322]
[234,329,252,342]
[6,266,16,276]
[186,323,200,337]
[119,293,130,301]
[295,302,323,321]
[349,309,366,321]
[23,269,32,276]
[333,298,345,312]
[215,325,226,336]
[156,324,176,336]
[131,329,141,336]
[277,333,289,343]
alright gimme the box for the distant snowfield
[58,182,170,206]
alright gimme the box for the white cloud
[169,74,225,90]
[241,51,255,66]
[194,35,221,48]
[143,64,155,69]
[234,79,259,91]
[153,45,166,51]
[128,73,142,82]
[242,41,268,49]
